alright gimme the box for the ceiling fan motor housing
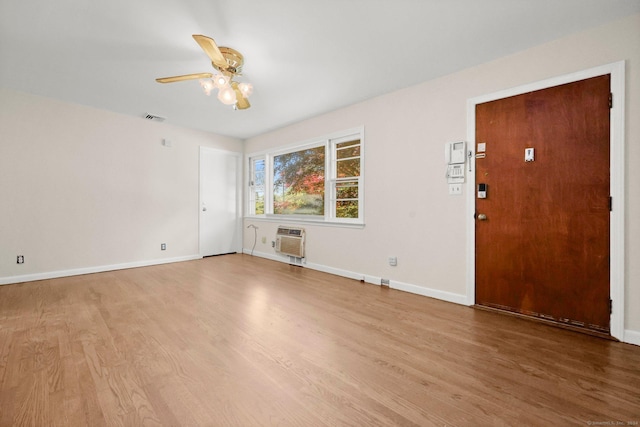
[216,47,244,75]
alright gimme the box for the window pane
[337,139,360,149]
[252,158,265,215]
[336,158,360,178]
[336,200,358,218]
[336,181,358,199]
[254,159,265,186]
[255,191,265,215]
[273,146,325,215]
[336,145,360,159]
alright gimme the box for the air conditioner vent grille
[275,226,305,258]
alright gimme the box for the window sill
[244,215,365,229]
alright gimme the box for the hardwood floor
[0,254,638,426]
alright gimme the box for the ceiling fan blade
[193,34,228,69]
[156,72,213,83]
[235,95,250,110]
[232,82,251,110]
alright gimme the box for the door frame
[465,61,626,341]
[199,146,243,257]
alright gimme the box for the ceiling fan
[156,35,253,110]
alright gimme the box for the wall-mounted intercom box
[445,141,466,184]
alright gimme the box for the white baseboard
[243,249,467,306]
[242,249,282,263]
[364,275,382,286]
[389,279,468,306]
[624,329,640,347]
[245,249,376,282]
[0,255,202,286]
[304,261,365,282]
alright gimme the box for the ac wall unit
[275,226,305,258]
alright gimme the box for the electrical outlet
[388,256,397,266]
[381,278,390,286]
[17,255,24,264]
[161,243,166,250]
[271,241,275,248]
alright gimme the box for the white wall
[0,89,242,282]
[243,14,640,338]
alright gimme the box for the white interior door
[199,147,241,257]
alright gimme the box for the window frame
[271,140,327,219]
[328,134,363,224]
[245,126,364,226]
[248,156,266,215]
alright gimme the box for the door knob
[202,207,207,211]
[477,213,487,220]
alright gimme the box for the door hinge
[609,196,613,211]
[609,93,613,109]
[609,298,613,314]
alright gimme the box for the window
[332,137,361,219]
[247,127,363,224]
[248,157,265,215]
[273,145,325,216]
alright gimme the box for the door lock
[477,183,487,199]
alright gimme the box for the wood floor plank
[1,254,639,426]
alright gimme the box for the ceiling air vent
[144,113,166,122]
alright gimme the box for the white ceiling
[1,0,639,139]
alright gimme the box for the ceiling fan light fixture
[238,82,253,98]
[217,86,237,105]
[200,78,214,95]
[213,74,230,89]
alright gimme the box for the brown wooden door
[475,75,611,333]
